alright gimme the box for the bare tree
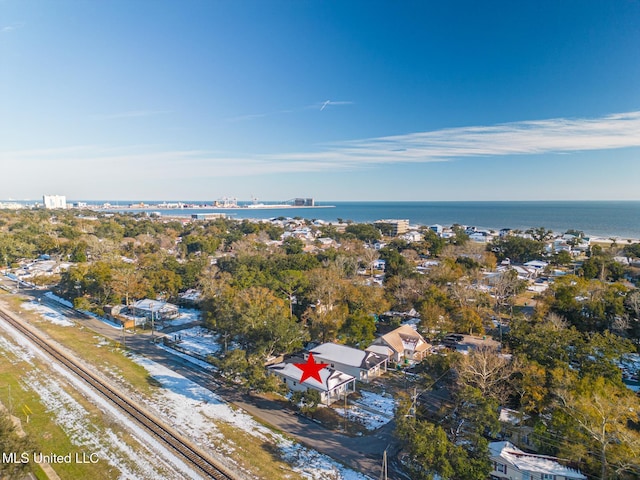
[456,345,517,403]
[546,312,569,331]
[359,247,379,276]
[491,268,523,314]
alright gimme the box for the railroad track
[0,307,237,480]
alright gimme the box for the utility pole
[343,391,348,434]
[379,449,388,480]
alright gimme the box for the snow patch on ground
[0,335,35,364]
[165,326,222,358]
[44,292,73,308]
[335,391,395,431]
[160,308,202,329]
[132,355,372,480]
[279,438,371,480]
[134,355,269,438]
[93,335,111,348]
[156,343,217,371]
[22,301,75,326]
[24,372,169,480]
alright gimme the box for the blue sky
[1,0,639,201]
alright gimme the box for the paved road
[2,281,404,478]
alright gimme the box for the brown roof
[376,325,430,354]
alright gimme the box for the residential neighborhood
[0,207,639,480]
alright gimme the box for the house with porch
[489,441,586,480]
[308,343,388,383]
[267,356,356,405]
[368,325,431,364]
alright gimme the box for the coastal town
[0,199,638,480]
[4,0,640,478]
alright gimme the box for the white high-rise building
[43,195,67,209]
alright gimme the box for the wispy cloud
[1,22,25,33]
[93,110,170,120]
[269,110,640,168]
[3,111,640,181]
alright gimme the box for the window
[495,463,507,473]
[542,475,554,480]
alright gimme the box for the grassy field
[0,358,122,479]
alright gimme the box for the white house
[400,231,423,243]
[430,224,444,235]
[523,260,549,271]
[308,343,388,383]
[373,259,386,271]
[132,299,179,320]
[489,441,586,480]
[469,231,491,243]
[267,357,356,405]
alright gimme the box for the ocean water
[88,201,640,239]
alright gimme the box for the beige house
[368,325,431,364]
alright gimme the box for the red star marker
[294,353,329,383]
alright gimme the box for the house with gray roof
[308,343,388,383]
[267,356,356,405]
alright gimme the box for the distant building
[374,219,410,236]
[191,213,228,220]
[0,202,24,210]
[293,198,314,206]
[43,195,67,209]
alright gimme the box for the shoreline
[2,201,639,241]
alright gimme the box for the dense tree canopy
[488,235,545,263]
